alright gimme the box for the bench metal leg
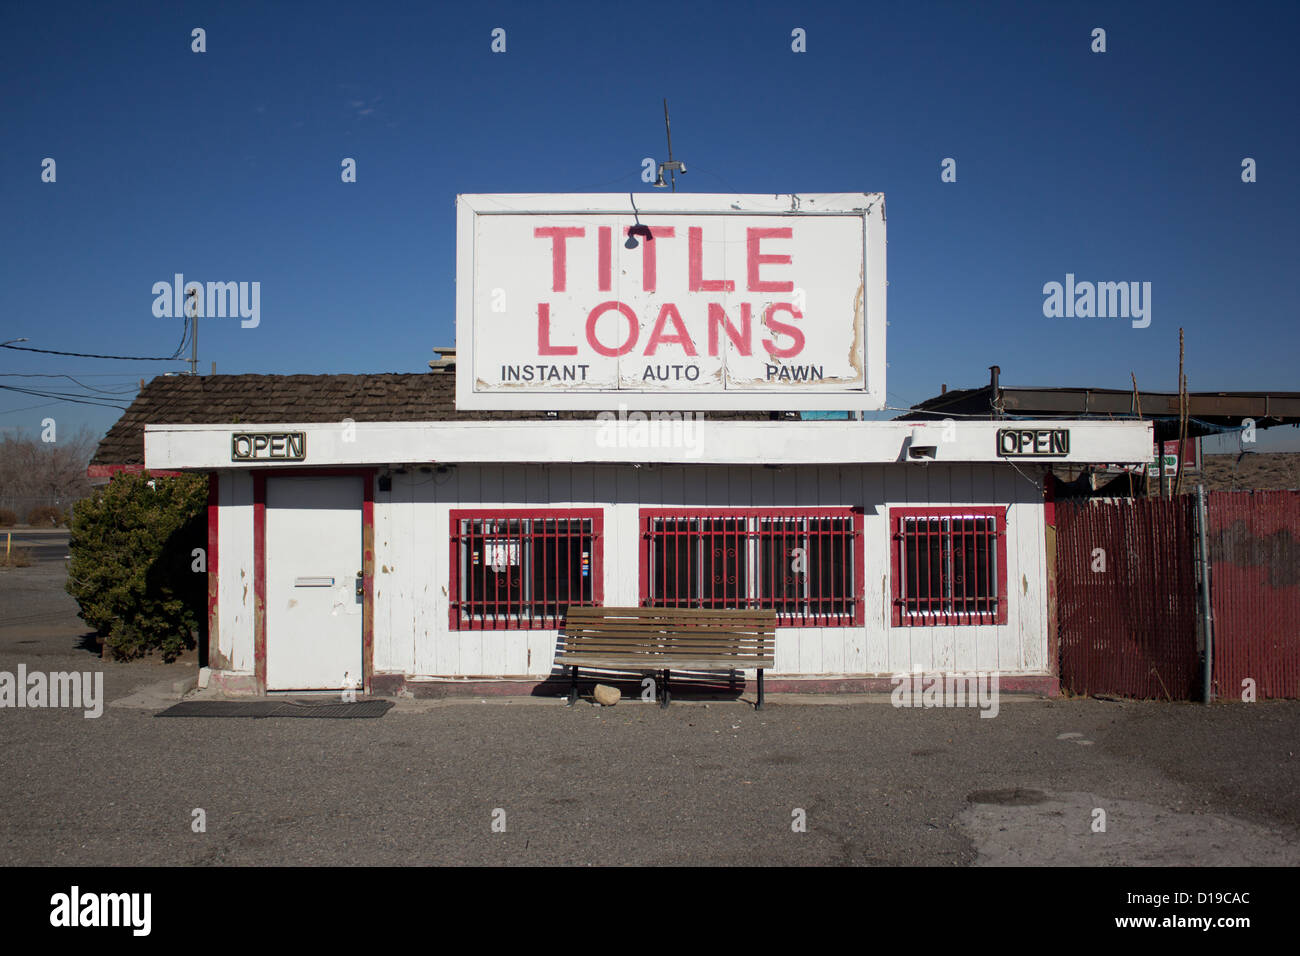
[661,669,670,709]
[729,668,737,693]
[569,665,579,705]
[756,669,765,711]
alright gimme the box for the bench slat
[561,656,775,670]
[562,632,774,643]
[564,633,773,645]
[563,657,771,667]
[565,621,773,632]
[566,629,769,642]
[561,647,772,659]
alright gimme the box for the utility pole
[185,287,199,376]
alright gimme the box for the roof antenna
[185,287,200,376]
[652,99,686,191]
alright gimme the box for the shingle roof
[93,372,771,466]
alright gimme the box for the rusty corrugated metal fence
[1207,491,1300,700]
[1056,497,1200,698]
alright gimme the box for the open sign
[996,428,1070,457]
[231,431,306,461]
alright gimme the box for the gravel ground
[2,561,1297,867]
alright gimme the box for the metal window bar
[457,517,594,628]
[647,514,857,626]
[899,514,999,624]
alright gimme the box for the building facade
[137,414,1151,696]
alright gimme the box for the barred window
[892,509,1007,626]
[641,510,862,627]
[450,511,601,629]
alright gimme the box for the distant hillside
[1053,452,1300,497]
[1201,452,1300,491]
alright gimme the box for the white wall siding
[362,462,1049,680]
[215,470,256,673]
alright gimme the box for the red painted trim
[252,467,377,477]
[889,511,900,628]
[361,474,375,695]
[639,507,859,518]
[637,507,865,627]
[87,464,183,478]
[852,509,865,627]
[1043,472,1059,677]
[252,473,266,693]
[206,473,219,670]
[889,506,1009,627]
[639,513,650,608]
[252,468,376,694]
[448,508,605,631]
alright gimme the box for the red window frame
[449,508,603,630]
[638,508,865,627]
[890,506,1008,626]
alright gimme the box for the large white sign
[455,193,886,410]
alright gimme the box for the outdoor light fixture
[906,427,937,461]
[653,160,686,188]
[624,224,653,249]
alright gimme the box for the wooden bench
[558,606,777,709]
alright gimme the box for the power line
[173,314,191,360]
[0,401,67,414]
[1,343,189,362]
[0,383,131,410]
[0,315,189,363]
[67,376,140,394]
[0,374,139,394]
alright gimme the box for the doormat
[155,699,394,719]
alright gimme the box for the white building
[97,193,1152,697]
[114,389,1148,696]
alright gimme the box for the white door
[265,476,363,691]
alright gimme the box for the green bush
[25,505,63,527]
[66,472,208,662]
[0,509,16,527]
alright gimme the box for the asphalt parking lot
[1,529,69,566]
[2,559,1297,867]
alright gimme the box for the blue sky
[2,0,1297,450]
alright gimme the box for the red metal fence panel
[1208,491,1300,700]
[1057,497,1200,698]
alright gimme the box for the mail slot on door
[294,576,335,587]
